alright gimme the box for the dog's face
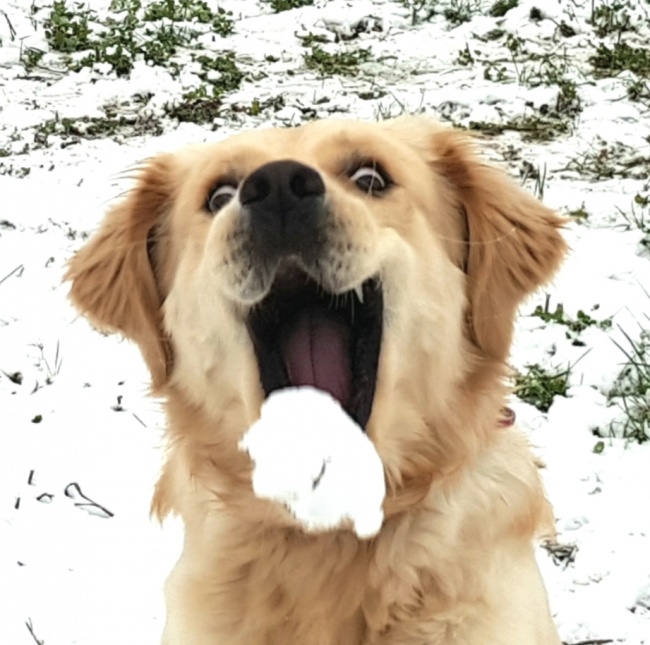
[67,117,566,500]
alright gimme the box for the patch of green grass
[297,32,330,46]
[456,44,474,66]
[443,0,481,25]
[264,0,314,11]
[520,161,547,200]
[468,114,570,142]
[33,111,164,145]
[0,163,31,178]
[44,1,93,53]
[483,28,506,41]
[589,1,634,38]
[163,51,244,124]
[514,363,570,413]
[489,0,518,17]
[609,325,650,443]
[627,78,650,103]
[532,302,612,334]
[616,192,650,251]
[193,52,244,93]
[590,42,650,77]
[566,203,589,222]
[555,79,581,116]
[228,95,287,117]
[515,52,572,88]
[21,47,45,71]
[484,46,579,100]
[396,0,437,26]
[166,89,223,124]
[40,0,235,77]
[565,140,650,180]
[303,45,372,76]
[142,0,234,36]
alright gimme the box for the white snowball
[239,387,386,539]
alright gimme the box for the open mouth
[247,265,383,430]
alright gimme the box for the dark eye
[207,184,237,213]
[349,166,389,195]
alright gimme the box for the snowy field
[1,0,649,643]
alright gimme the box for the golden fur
[67,116,566,644]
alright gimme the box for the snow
[1,0,649,643]
[239,387,385,539]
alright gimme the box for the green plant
[166,89,223,124]
[443,0,481,25]
[589,1,634,38]
[30,341,63,384]
[514,363,570,412]
[21,46,45,70]
[518,161,547,199]
[264,0,314,11]
[555,79,581,115]
[609,324,650,443]
[395,0,439,25]
[194,52,244,93]
[564,140,650,180]
[303,45,372,76]
[532,301,612,334]
[44,1,93,53]
[590,42,650,77]
[489,0,518,17]
[468,114,570,142]
[143,0,234,36]
[566,204,589,222]
[616,194,650,250]
[627,78,650,103]
[32,111,165,143]
[456,44,474,66]
[40,0,236,77]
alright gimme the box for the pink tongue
[281,311,352,407]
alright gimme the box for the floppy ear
[66,155,175,389]
[429,127,567,363]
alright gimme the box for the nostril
[290,170,324,199]
[240,175,270,206]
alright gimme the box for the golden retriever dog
[66,115,566,645]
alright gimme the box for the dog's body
[67,116,565,644]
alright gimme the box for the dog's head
[67,116,566,506]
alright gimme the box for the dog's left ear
[66,156,175,389]
[427,125,567,363]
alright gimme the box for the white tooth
[354,285,364,304]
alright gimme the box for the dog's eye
[207,184,237,213]
[349,166,389,195]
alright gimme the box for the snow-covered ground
[1,0,649,643]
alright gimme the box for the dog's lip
[266,261,314,294]
[246,264,383,430]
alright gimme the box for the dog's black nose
[240,160,326,261]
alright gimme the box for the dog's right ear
[66,155,175,389]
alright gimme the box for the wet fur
[67,116,566,644]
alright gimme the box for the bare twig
[0,264,24,287]
[1,10,16,40]
[25,618,44,645]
